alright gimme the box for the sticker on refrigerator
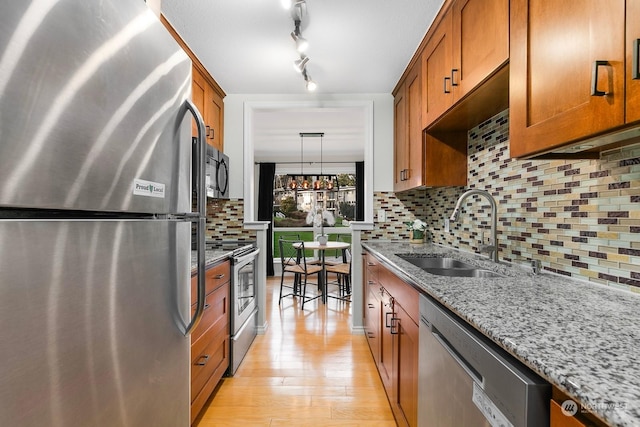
[472,382,513,427]
[133,179,165,198]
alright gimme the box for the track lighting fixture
[281,0,306,10]
[302,69,316,91]
[290,20,308,53]
[293,55,309,73]
[284,0,317,91]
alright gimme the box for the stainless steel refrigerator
[0,1,208,426]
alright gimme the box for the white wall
[223,93,394,206]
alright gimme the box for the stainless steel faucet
[450,189,499,262]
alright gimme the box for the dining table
[293,240,350,303]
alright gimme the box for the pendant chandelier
[287,132,338,191]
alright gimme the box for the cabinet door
[452,0,509,100]
[405,62,424,190]
[627,0,640,123]
[422,9,454,128]
[207,90,224,152]
[510,0,625,158]
[379,291,395,393]
[550,400,586,427]
[394,84,409,191]
[395,303,419,427]
[191,66,206,137]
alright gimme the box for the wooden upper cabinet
[422,9,454,128]
[208,92,223,152]
[451,0,509,100]
[394,84,408,191]
[422,0,508,130]
[406,63,423,190]
[191,67,207,138]
[509,0,626,158]
[161,15,225,152]
[192,65,224,152]
[627,0,640,124]
[394,63,423,192]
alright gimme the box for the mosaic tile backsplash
[205,198,255,241]
[365,109,640,293]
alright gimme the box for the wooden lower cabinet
[363,252,419,427]
[379,289,394,392]
[394,302,419,427]
[190,260,230,424]
[550,387,609,427]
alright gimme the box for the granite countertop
[362,241,640,427]
[190,250,233,274]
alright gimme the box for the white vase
[316,234,328,245]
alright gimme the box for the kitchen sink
[422,268,504,278]
[396,254,504,278]
[398,256,476,270]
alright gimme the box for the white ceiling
[161,0,444,165]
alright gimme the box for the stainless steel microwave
[205,144,229,199]
[192,138,229,199]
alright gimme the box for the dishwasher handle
[431,327,484,388]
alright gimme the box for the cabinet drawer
[364,253,379,280]
[190,281,229,344]
[378,266,419,324]
[191,323,229,403]
[191,259,230,304]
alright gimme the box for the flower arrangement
[404,219,427,243]
[307,207,335,244]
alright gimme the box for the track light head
[293,56,309,73]
[302,69,316,91]
[291,32,308,53]
[291,19,308,53]
[281,0,306,10]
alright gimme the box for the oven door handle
[233,248,260,265]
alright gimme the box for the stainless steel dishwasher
[419,295,550,426]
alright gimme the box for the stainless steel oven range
[227,242,259,375]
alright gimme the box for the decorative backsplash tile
[365,109,640,293]
[205,199,256,241]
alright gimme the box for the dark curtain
[355,161,364,221]
[258,163,276,276]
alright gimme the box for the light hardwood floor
[194,276,396,426]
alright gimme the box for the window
[273,174,356,228]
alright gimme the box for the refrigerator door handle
[184,99,207,336]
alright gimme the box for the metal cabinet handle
[443,76,451,94]
[184,99,206,337]
[204,303,210,310]
[209,127,215,140]
[451,68,459,86]
[214,274,225,279]
[368,303,375,309]
[385,311,394,328]
[591,60,609,96]
[367,262,376,266]
[634,39,640,80]
[390,317,400,335]
[195,355,210,366]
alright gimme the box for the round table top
[293,241,350,250]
